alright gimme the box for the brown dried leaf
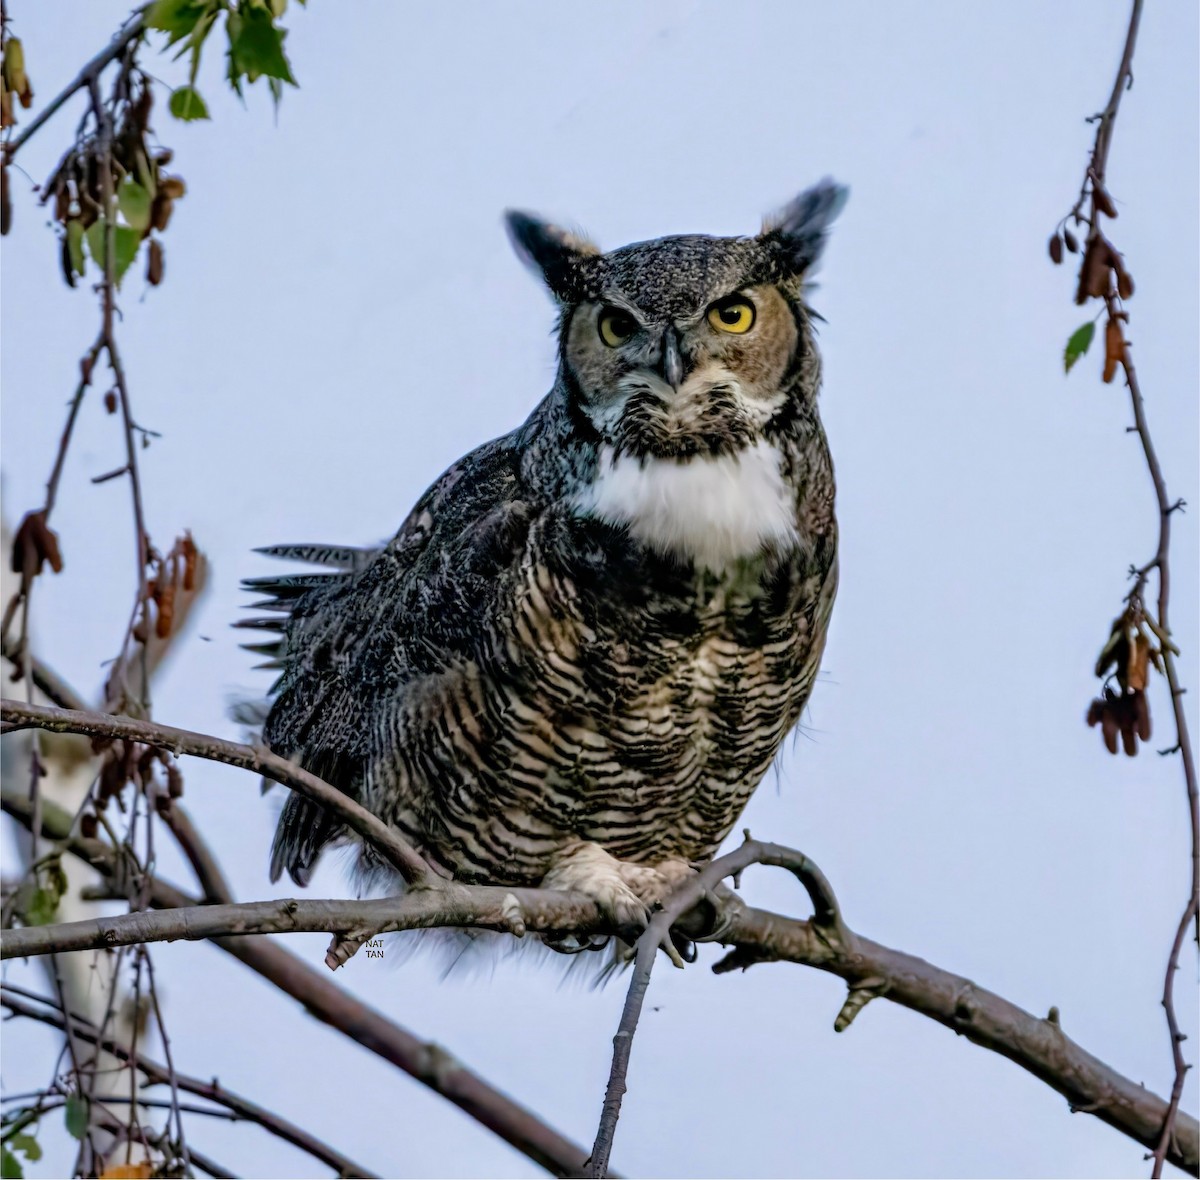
[1049,234,1064,264]
[159,175,186,200]
[1063,228,1079,253]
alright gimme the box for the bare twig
[4,709,1197,1171]
[587,836,847,1177]
[1056,1,1197,1172]
[1,987,380,1178]
[0,699,434,886]
[1,10,145,160]
[2,787,602,1178]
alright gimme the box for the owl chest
[504,545,813,781]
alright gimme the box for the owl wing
[241,431,537,885]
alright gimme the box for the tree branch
[1,10,145,160]
[0,787,604,1178]
[4,785,1194,1173]
[0,699,434,886]
[1,988,379,1178]
[1055,1,1197,1172]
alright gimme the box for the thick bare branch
[4,787,1193,1174]
[0,888,609,958]
[1,788,603,1178]
[0,699,433,885]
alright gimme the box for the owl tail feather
[269,791,346,886]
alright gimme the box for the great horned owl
[243,180,846,946]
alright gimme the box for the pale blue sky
[2,2,1197,1176]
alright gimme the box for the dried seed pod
[80,812,99,839]
[11,510,64,577]
[1093,185,1117,218]
[1100,703,1119,754]
[1115,261,1134,300]
[1095,617,1129,680]
[181,532,198,591]
[1,164,10,237]
[159,175,186,200]
[1127,633,1150,691]
[146,237,164,286]
[1074,237,1107,304]
[150,194,173,232]
[1086,698,1105,727]
[60,231,76,286]
[1103,316,1123,383]
[167,762,184,798]
[156,563,177,638]
[155,148,174,166]
[104,389,118,413]
[0,82,13,129]
[1049,234,1064,264]
[1063,228,1079,253]
[1133,690,1151,741]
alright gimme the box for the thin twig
[1,988,380,1178]
[3,787,602,1178]
[0,699,434,886]
[1,11,145,160]
[1058,0,1197,1171]
[586,836,846,1177]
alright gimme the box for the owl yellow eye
[707,298,755,335]
[598,307,637,347]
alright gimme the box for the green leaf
[169,84,211,122]
[64,1095,87,1141]
[85,221,142,287]
[1063,321,1095,374]
[229,4,296,85]
[146,0,216,45]
[118,180,152,231]
[7,1136,40,1164]
[1,1147,23,1179]
[25,887,57,925]
[66,220,86,276]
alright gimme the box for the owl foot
[540,843,650,936]
[541,845,700,966]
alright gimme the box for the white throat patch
[574,440,798,571]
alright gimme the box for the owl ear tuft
[761,178,849,277]
[505,211,600,302]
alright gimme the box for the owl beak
[659,327,684,391]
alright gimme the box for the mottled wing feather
[245,433,535,884]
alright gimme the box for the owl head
[506,180,847,461]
